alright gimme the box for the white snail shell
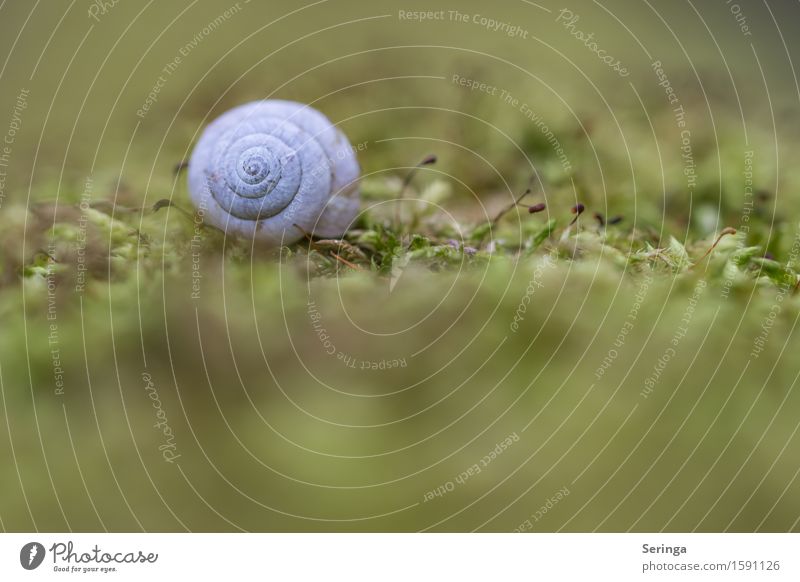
[187,100,360,246]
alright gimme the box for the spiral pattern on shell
[187,100,360,246]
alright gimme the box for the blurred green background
[1,0,799,531]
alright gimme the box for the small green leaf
[531,219,557,249]
[668,236,690,270]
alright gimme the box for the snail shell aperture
[187,100,360,246]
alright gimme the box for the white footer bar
[1,533,796,580]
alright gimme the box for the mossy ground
[3,160,800,531]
